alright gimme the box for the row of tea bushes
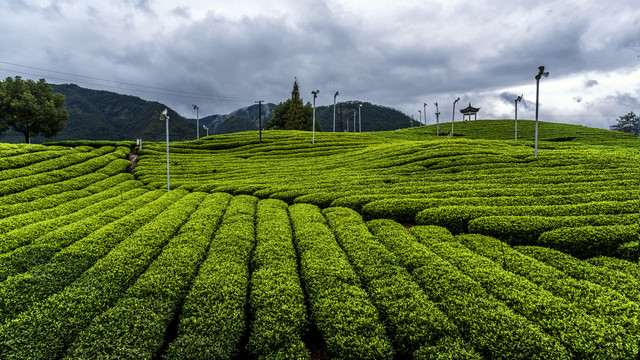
[416,200,638,234]
[0,147,128,196]
[457,234,638,335]
[0,187,158,282]
[538,224,639,260]
[323,207,477,358]
[0,190,200,359]
[65,192,230,359]
[247,199,310,359]
[0,190,185,325]
[366,220,569,359]
[0,172,136,218]
[0,179,145,253]
[409,227,637,359]
[165,195,258,359]
[289,204,394,360]
[515,246,638,301]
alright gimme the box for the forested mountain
[0,84,416,143]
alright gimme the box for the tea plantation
[0,120,637,359]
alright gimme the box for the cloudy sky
[1,0,639,130]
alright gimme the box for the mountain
[0,84,417,143]
[314,101,414,132]
[185,103,277,135]
[0,84,196,143]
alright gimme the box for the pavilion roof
[460,103,480,113]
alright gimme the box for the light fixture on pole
[358,103,362,132]
[333,91,339,132]
[418,110,422,125]
[451,97,460,137]
[434,102,440,135]
[192,104,199,139]
[535,66,549,156]
[312,90,319,144]
[159,108,170,191]
[514,94,523,141]
[423,103,427,125]
[203,125,209,137]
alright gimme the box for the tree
[265,78,321,131]
[610,111,639,135]
[0,76,69,143]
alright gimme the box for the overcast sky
[1,0,639,130]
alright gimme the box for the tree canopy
[0,76,69,143]
[610,112,639,135]
[265,78,321,131]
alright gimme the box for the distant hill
[0,84,418,143]
[314,101,415,132]
[0,84,197,143]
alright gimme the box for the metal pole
[339,102,343,132]
[515,95,522,141]
[434,102,440,135]
[353,112,356,133]
[423,103,427,125]
[418,110,422,125]
[451,97,460,137]
[193,104,199,139]
[534,66,548,157]
[161,110,170,191]
[312,90,319,143]
[256,100,263,143]
[358,104,362,132]
[333,92,339,132]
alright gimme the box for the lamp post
[312,90,319,144]
[358,103,362,132]
[423,103,427,125]
[192,104,199,139]
[160,109,170,191]
[514,94,523,141]
[418,110,422,126]
[333,91,339,132]
[535,66,549,156]
[451,97,460,137]
[434,102,440,135]
[353,111,356,133]
[203,125,209,137]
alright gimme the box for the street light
[333,91,339,132]
[418,110,422,125]
[192,104,199,139]
[353,111,356,133]
[434,102,440,135]
[423,103,427,125]
[159,108,170,191]
[535,66,549,156]
[358,103,362,132]
[312,90,319,143]
[202,125,209,137]
[451,97,460,137]
[515,94,523,141]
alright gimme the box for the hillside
[0,84,196,143]
[0,120,637,359]
[0,84,416,143]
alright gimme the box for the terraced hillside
[0,120,637,359]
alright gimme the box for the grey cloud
[584,79,598,88]
[574,96,583,103]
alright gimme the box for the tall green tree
[265,78,321,131]
[610,111,639,135]
[0,76,69,143]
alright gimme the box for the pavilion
[459,103,480,121]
